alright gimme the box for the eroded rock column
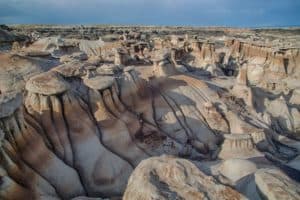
[25,70,133,197]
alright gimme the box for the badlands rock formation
[123,155,246,200]
[0,25,300,200]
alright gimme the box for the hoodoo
[0,24,299,200]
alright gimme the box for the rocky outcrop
[114,48,130,65]
[255,168,300,200]
[123,156,246,200]
[0,28,29,50]
[60,52,88,63]
[0,92,23,118]
[25,37,105,59]
[24,71,134,197]
[0,92,65,199]
[219,134,262,159]
[264,96,300,137]
[0,55,237,199]
[184,40,223,75]
[78,39,104,57]
[25,71,70,95]
[0,53,59,93]
[152,49,178,77]
[83,75,149,166]
[26,37,79,56]
[217,159,257,183]
[225,39,300,85]
[191,41,216,63]
[1,25,300,200]
[231,65,254,107]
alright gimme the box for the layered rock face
[0,25,300,200]
[223,39,300,87]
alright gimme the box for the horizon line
[5,23,300,29]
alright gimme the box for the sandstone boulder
[255,168,300,200]
[123,155,246,200]
[25,71,70,95]
[83,76,115,91]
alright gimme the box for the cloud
[0,0,299,26]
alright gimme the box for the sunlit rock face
[123,155,246,200]
[0,25,300,200]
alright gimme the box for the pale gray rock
[255,168,300,200]
[123,155,246,200]
[25,71,70,95]
[218,159,257,183]
[83,75,114,90]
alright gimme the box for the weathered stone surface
[72,197,109,200]
[24,50,51,57]
[152,48,171,62]
[0,53,59,93]
[25,71,70,95]
[52,61,85,77]
[79,39,104,56]
[114,48,130,65]
[60,51,88,63]
[1,25,300,200]
[219,134,262,159]
[123,156,246,200]
[255,168,300,200]
[0,92,22,118]
[83,76,114,90]
[218,159,257,183]
[96,64,121,75]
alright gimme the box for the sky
[0,0,300,27]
